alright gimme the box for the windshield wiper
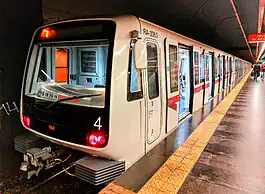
[46,93,102,109]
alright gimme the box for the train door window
[147,42,159,99]
[223,56,227,75]
[228,57,232,84]
[232,59,235,74]
[127,41,143,101]
[227,57,229,73]
[207,54,213,99]
[169,44,178,92]
[205,55,209,82]
[215,56,219,78]
[228,57,230,73]
[200,54,205,83]
[220,56,223,77]
[194,51,200,85]
[179,46,191,119]
[222,56,226,89]
[55,48,69,83]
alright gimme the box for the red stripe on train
[202,83,210,89]
[194,85,203,93]
[168,95,180,111]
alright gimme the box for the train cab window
[147,42,159,99]
[193,51,200,85]
[38,48,48,82]
[200,54,205,82]
[127,41,143,101]
[169,45,178,92]
[26,40,110,108]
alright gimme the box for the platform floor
[111,90,226,193]
[178,77,265,194]
[100,73,251,194]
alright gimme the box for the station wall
[0,0,43,144]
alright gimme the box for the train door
[208,53,214,99]
[222,55,226,90]
[216,55,220,94]
[200,53,206,105]
[178,45,191,119]
[52,48,70,84]
[226,56,229,92]
[231,58,235,86]
[203,54,210,104]
[229,57,232,87]
[193,50,202,112]
[219,56,223,92]
[145,41,162,144]
[165,38,179,133]
[213,55,219,97]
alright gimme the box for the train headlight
[23,115,31,127]
[86,132,106,147]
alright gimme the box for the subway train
[20,15,251,169]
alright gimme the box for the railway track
[22,164,75,194]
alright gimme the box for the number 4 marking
[94,117,102,130]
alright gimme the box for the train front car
[20,19,116,157]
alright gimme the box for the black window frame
[127,40,143,101]
[169,44,179,92]
[146,41,160,100]
[194,51,200,85]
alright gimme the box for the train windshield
[24,20,115,108]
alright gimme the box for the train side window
[127,41,143,101]
[194,51,200,85]
[169,44,178,92]
[147,42,159,99]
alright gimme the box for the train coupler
[20,147,57,179]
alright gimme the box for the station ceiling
[43,0,259,62]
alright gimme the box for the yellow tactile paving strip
[99,72,251,194]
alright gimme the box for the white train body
[20,15,251,169]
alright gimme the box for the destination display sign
[248,33,265,43]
